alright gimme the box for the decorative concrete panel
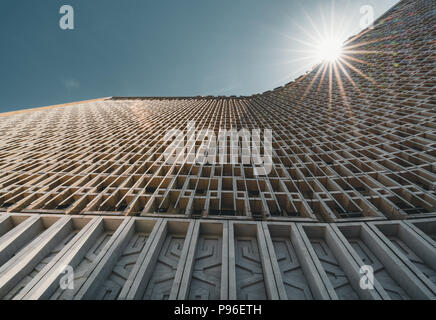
[263,223,317,300]
[0,215,56,268]
[368,221,436,297]
[183,221,227,300]
[0,0,434,225]
[229,223,273,300]
[0,216,93,300]
[332,223,423,299]
[76,218,161,300]
[17,217,129,300]
[0,0,435,302]
[116,219,194,300]
[0,214,435,300]
[297,224,382,300]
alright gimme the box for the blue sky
[0,0,399,112]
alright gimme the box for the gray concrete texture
[0,0,434,223]
[0,0,434,300]
[0,213,434,300]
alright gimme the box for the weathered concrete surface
[0,0,434,223]
[0,213,434,300]
[0,0,434,301]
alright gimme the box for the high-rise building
[0,0,434,300]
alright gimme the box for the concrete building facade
[0,0,434,300]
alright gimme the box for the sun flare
[316,38,343,62]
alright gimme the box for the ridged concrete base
[0,213,434,300]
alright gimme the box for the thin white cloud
[63,78,80,90]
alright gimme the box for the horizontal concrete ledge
[110,96,250,101]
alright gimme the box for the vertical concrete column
[261,222,331,300]
[177,220,228,300]
[76,217,163,300]
[0,215,46,267]
[16,217,130,300]
[332,222,434,299]
[228,221,279,300]
[119,219,195,300]
[367,221,436,298]
[0,216,75,298]
[297,223,383,300]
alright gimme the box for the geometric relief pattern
[0,0,433,224]
[388,236,436,286]
[50,231,114,300]
[142,235,185,300]
[310,239,359,300]
[235,237,267,300]
[2,214,436,300]
[3,230,79,300]
[93,232,149,300]
[348,239,410,300]
[272,238,313,300]
[188,236,222,300]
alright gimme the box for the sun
[316,37,344,62]
[275,2,384,100]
